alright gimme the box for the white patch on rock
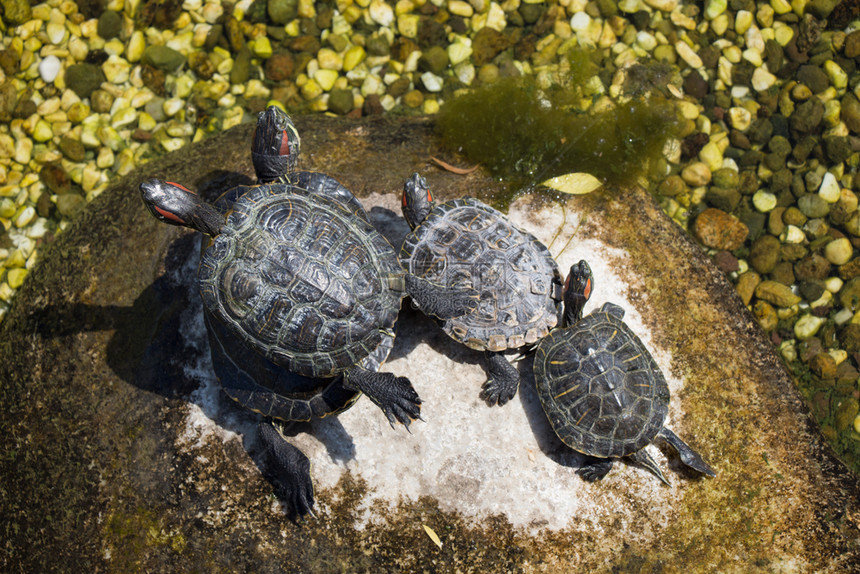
[175,193,694,534]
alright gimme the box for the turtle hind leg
[629,449,670,485]
[658,427,717,477]
[258,421,315,518]
[479,352,519,406]
[577,457,614,482]
[404,274,479,320]
[344,366,422,430]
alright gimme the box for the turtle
[139,106,476,516]
[532,260,716,484]
[399,172,563,406]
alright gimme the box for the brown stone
[691,207,749,250]
[809,352,838,379]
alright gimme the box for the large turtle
[532,260,716,483]
[140,107,475,516]
[400,173,563,406]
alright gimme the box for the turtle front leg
[405,274,479,320]
[344,366,422,429]
[259,421,315,518]
[479,351,520,406]
[577,457,614,482]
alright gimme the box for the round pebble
[38,55,61,83]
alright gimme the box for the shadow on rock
[18,225,361,517]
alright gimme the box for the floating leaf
[422,524,443,549]
[541,172,603,195]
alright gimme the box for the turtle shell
[205,307,394,422]
[199,174,403,378]
[532,303,669,459]
[400,198,562,351]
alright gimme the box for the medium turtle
[532,260,716,483]
[140,107,475,516]
[400,173,563,406]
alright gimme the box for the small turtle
[140,107,475,516]
[532,260,716,483]
[400,173,563,405]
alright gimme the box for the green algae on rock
[435,61,684,196]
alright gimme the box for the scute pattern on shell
[533,305,669,459]
[205,307,394,422]
[199,178,403,378]
[400,198,562,351]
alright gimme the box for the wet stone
[755,280,802,307]
[55,193,86,219]
[798,194,831,219]
[705,186,741,212]
[712,168,739,189]
[747,118,773,145]
[839,277,860,309]
[824,136,853,164]
[754,300,779,330]
[472,27,510,66]
[790,99,825,133]
[692,207,749,250]
[142,46,187,73]
[0,49,20,76]
[64,63,106,99]
[749,234,782,274]
[40,164,71,195]
[658,175,686,197]
[327,89,354,115]
[835,398,860,431]
[810,352,838,379]
[841,93,860,134]
[683,70,709,98]
[799,279,826,302]
[189,52,216,81]
[265,53,295,82]
[772,261,796,286]
[840,323,860,352]
[795,253,832,281]
[713,250,739,273]
[837,258,860,280]
[796,64,830,94]
[736,271,761,305]
[59,136,86,162]
[845,30,860,58]
[97,11,122,40]
[419,46,449,75]
[769,207,787,236]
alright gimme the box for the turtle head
[402,172,435,230]
[140,179,224,237]
[562,260,593,327]
[252,105,300,183]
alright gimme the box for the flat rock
[1,116,859,571]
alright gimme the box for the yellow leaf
[541,172,603,195]
[422,524,443,549]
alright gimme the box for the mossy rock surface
[1,116,859,571]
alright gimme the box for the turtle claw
[577,458,614,482]
[481,352,520,406]
[346,368,422,430]
[258,421,316,519]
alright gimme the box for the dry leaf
[541,172,602,195]
[422,524,443,549]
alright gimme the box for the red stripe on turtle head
[166,181,195,194]
[279,130,292,157]
[154,204,187,224]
